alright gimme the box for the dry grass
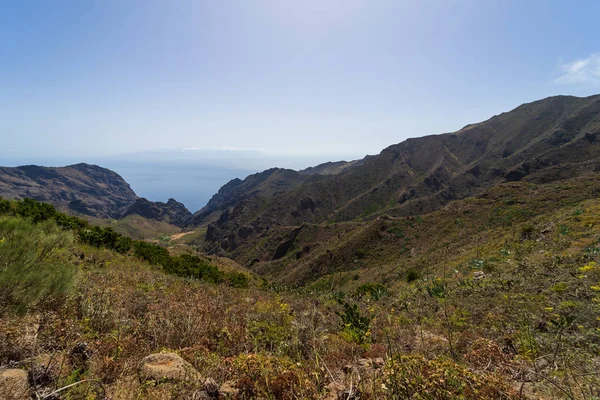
[2,174,600,398]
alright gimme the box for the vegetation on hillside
[0,197,247,289]
[0,216,74,315]
[1,170,600,399]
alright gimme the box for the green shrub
[113,235,132,254]
[426,279,446,298]
[132,241,171,266]
[383,355,518,399]
[406,268,420,283]
[4,198,232,287]
[167,254,224,284]
[520,224,535,240]
[0,217,74,315]
[54,213,88,230]
[15,198,57,223]
[0,198,11,215]
[227,271,249,288]
[336,300,372,344]
[356,282,387,300]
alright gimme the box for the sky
[1,0,600,163]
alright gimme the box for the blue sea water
[2,150,363,214]
[103,162,256,213]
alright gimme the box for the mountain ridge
[0,163,192,226]
[198,94,600,265]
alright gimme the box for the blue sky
[2,0,600,162]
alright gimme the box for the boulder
[473,271,486,280]
[139,353,198,382]
[0,369,29,399]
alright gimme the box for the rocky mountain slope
[198,94,600,266]
[121,197,192,227]
[188,160,364,226]
[0,163,138,219]
[0,163,191,226]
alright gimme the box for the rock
[139,353,199,382]
[536,358,549,370]
[324,381,345,400]
[372,357,385,369]
[473,271,486,280]
[121,198,192,227]
[0,369,29,399]
[0,163,139,219]
[219,381,239,398]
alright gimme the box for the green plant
[356,282,387,300]
[0,217,74,314]
[0,198,11,215]
[425,279,446,298]
[227,271,249,288]
[559,225,571,235]
[335,300,372,344]
[15,198,57,223]
[406,269,420,283]
[520,224,535,240]
[383,355,518,399]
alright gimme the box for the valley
[1,95,600,399]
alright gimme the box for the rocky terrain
[0,163,138,219]
[0,163,192,226]
[1,94,600,399]
[197,95,600,272]
[121,197,192,228]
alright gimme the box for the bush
[383,355,519,399]
[0,198,11,215]
[113,235,132,254]
[4,198,231,287]
[227,271,249,288]
[520,224,535,240]
[406,268,420,283]
[0,217,75,315]
[336,300,372,344]
[15,198,57,223]
[356,282,387,300]
[132,241,171,266]
[54,212,88,231]
[167,254,224,284]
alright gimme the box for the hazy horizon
[1,147,371,211]
[2,1,600,210]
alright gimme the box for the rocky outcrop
[121,198,192,227]
[0,163,192,227]
[139,352,199,382]
[198,94,600,268]
[188,168,308,227]
[0,368,29,399]
[0,163,138,219]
